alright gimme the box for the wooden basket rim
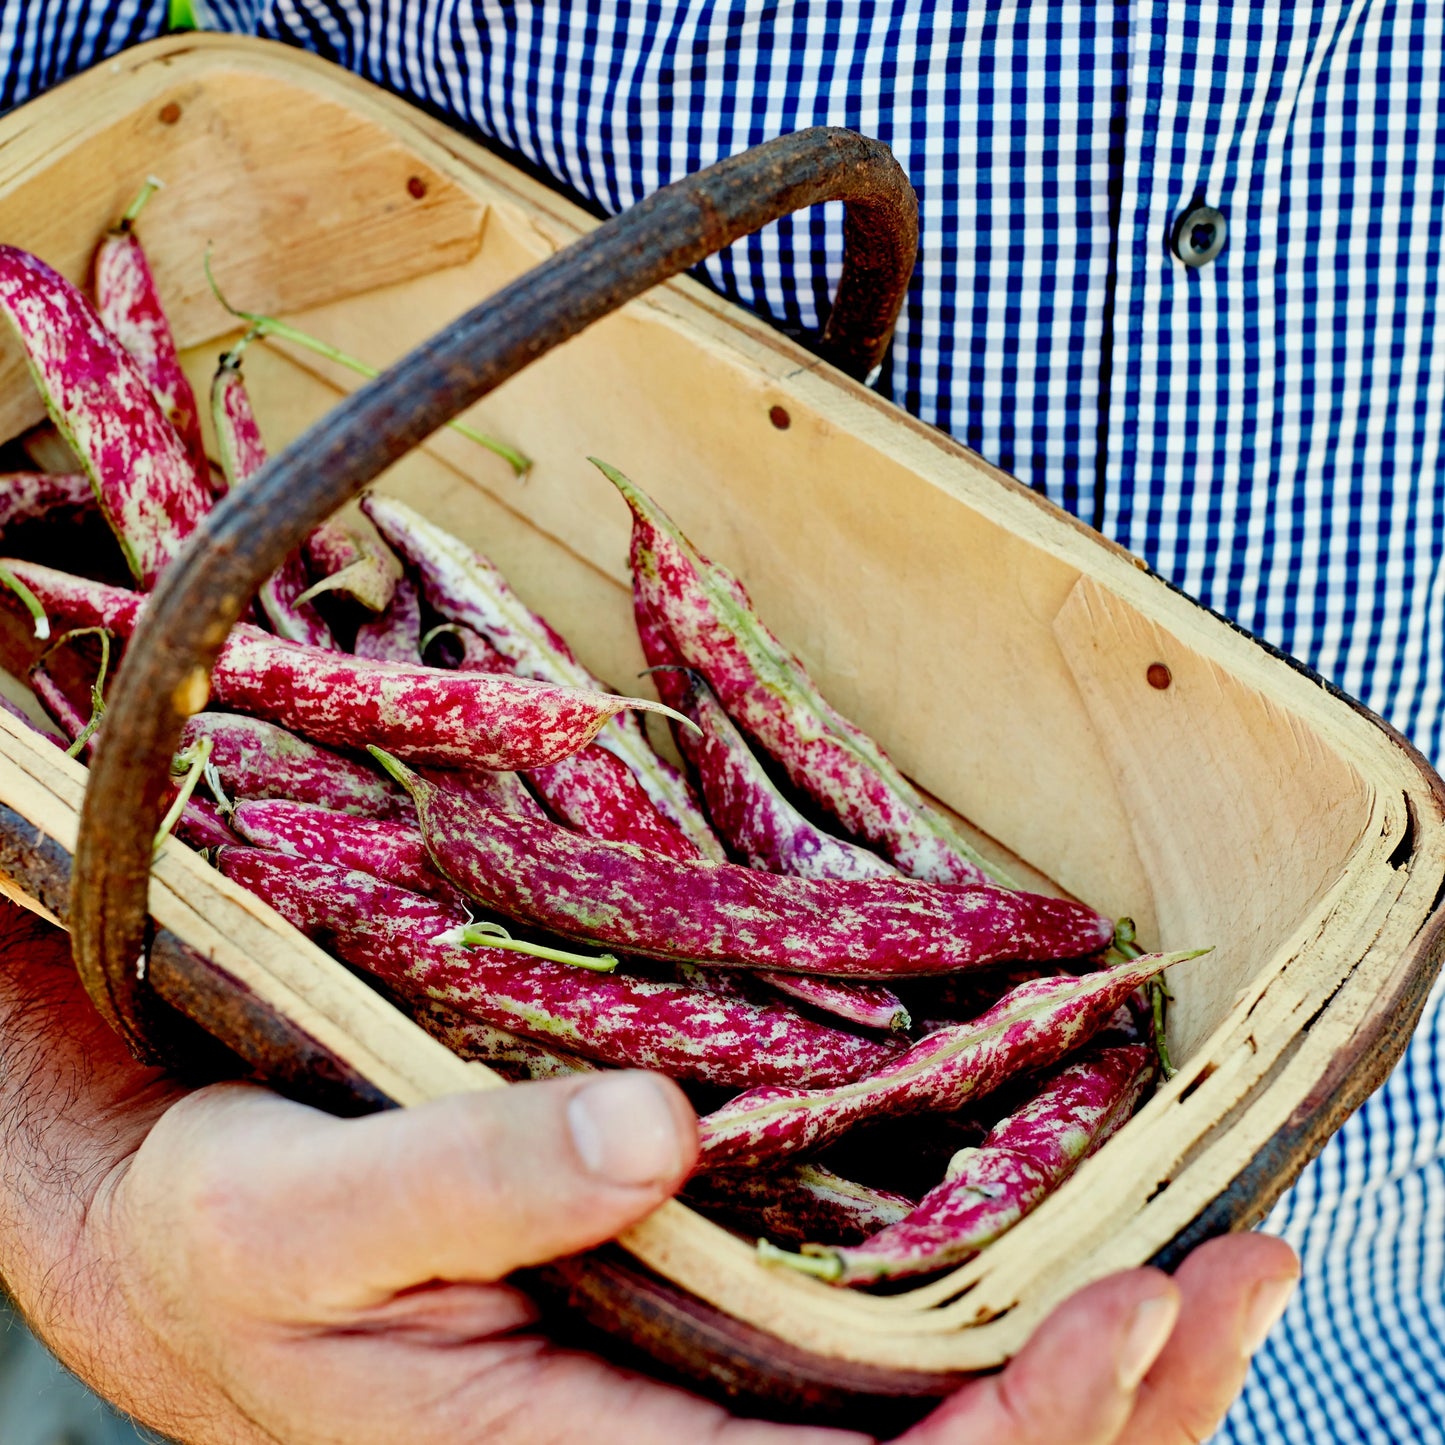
[0,33,1441,1394]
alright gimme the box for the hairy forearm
[0,901,183,1389]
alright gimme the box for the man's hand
[0,904,1298,1445]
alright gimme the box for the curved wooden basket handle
[69,126,918,1064]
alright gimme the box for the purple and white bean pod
[363,493,724,860]
[420,765,548,822]
[354,576,423,664]
[0,568,690,772]
[93,219,211,492]
[667,673,910,1027]
[210,355,334,649]
[423,621,512,673]
[173,796,242,850]
[599,460,1014,889]
[215,849,899,1089]
[675,671,900,883]
[229,798,463,904]
[0,560,143,635]
[685,1163,915,1248]
[696,955,1195,1168]
[528,742,701,861]
[0,472,95,535]
[407,998,598,1080]
[764,1044,1156,1283]
[379,757,1116,978]
[299,520,402,614]
[0,246,210,584]
[178,712,409,817]
[211,629,688,770]
[756,974,911,1032]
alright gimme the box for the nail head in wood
[158,102,182,125]
[1147,662,1172,690]
[407,175,428,199]
[769,405,791,430]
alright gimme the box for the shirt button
[1172,204,1227,267]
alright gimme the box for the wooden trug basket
[0,33,1443,1420]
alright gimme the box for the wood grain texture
[0,56,488,441]
[0,34,1439,1397]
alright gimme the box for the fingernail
[1240,1275,1298,1358]
[567,1072,686,1186]
[1116,1292,1180,1392]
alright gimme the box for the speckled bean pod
[419,624,710,867]
[29,663,237,846]
[426,621,513,673]
[210,355,334,649]
[212,628,686,770]
[636,674,910,1027]
[421,765,548,822]
[675,671,900,882]
[696,955,1192,1169]
[757,974,911,1031]
[771,1044,1155,1283]
[0,567,687,772]
[407,997,598,1080]
[0,246,210,585]
[354,576,423,664]
[685,1163,915,1248]
[600,461,1012,888]
[230,798,464,904]
[363,493,724,860]
[0,560,143,635]
[178,712,409,818]
[215,849,899,1088]
[676,955,910,1033]
[93,225,211,491]
[528,742,700,861]
[0,472,95,534]
[670,673,909,1028]
[301,520,402,614]
[173,796,242,850]
[28,664,91,752]
[386,759,1116,977]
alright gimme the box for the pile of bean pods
[0,192,1206,1289]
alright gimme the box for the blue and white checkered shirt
[3,2,1443,1439]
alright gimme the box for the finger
[893,1269,1181,1445]
[1121,1233,1299,1444]
[126,1070,698,1315]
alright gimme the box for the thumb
[130,1072,697,1316]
